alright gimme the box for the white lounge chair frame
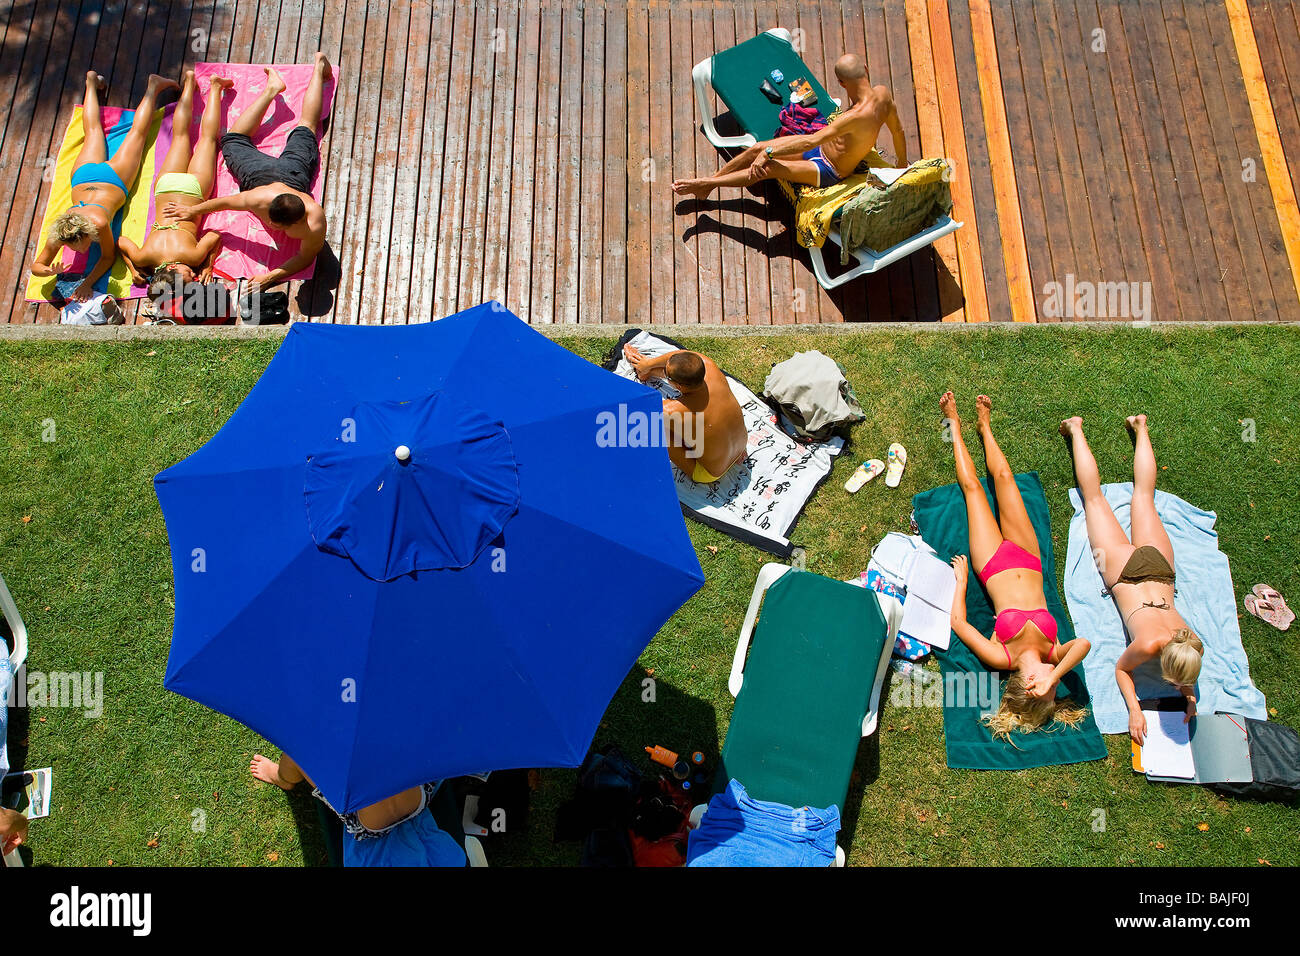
[691,28,963,290]
[696,562,903,866]
[1,572,28,868]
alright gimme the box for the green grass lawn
[2,325,1298,867]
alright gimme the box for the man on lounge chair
[671,54,907,200]
[163,53,333,291]
[623,345,748,484]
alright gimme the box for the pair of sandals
[1244,584,1294,631]
[844,443,907,493]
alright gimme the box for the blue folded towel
[1064,483,1266,734]
[687,778,839,867]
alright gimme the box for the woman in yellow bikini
[30,71,177,301]
[118,71,232,289]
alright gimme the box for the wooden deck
[2,0,1299,324]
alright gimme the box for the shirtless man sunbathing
[163,53,333,291]
[671,54,907,200]
[118,71,233,288]
[623,346,747,484]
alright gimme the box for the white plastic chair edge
[864,591,903,737]
[809,216,964,290]
[692,28,794,150]
[0,572,28,673]
[464,834,488,868]
[728,562,793,698]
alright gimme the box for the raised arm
[949,556,1011,670]
[248,227,324,291]
[882,96,908,166]
[1048,637,1091,682]
[164,192,253,221]
[117,236,149,285]
[196,231,223,283]
[30,235,62,277]
[1115,643,1149,744]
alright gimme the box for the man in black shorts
[163,54,332,291]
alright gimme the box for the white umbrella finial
[395,444,411,462]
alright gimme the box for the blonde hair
[1161,628,1204,687]
[51,211,94,245]
[982,672,1089,744]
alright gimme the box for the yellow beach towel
[25,105,165,302]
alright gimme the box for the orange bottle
[644,745,679,768]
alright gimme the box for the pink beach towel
[193,62,336,280]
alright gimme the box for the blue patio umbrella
[155,303,703,812]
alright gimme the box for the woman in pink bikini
[941,392,1092,741]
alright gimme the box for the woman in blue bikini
[941,391,1092,742]
[29,70,178,301]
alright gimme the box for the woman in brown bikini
[1060,414,1204,745]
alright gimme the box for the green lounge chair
[692,564,898,865]
[691,28,963,289]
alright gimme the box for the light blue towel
[686,779,840,867]
[342,810,466,867]
[0,657,10,776]
[1064,483,1266,734]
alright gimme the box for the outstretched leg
[189,75,233,196]
[297,52,333,136]
[229,67,286,137]
[107,74,180,188]
[1126,414,1174,564]
[670,157,821,200]
[976,394,1039,558]
[158,70,196,176]
[1061,416,1134,588]
[941,391,1003,573]
[75,71,108,167]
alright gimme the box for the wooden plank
[408,0,453,323]
[1132,0,1237,320]
[528,0,562,323]
[602,0,628,323]
[204,0,239,64]
[921,0,986,321]
[0,0,46,250]
[481,0,520,309]
[850,0,897,320]
[429,0,477,320]
[249,0,285,63]
[552,0,588,324]
[224,0,258,61]
[1164,0,1263,321]
[1056,0,1161,320]
[505,0,542,318]
[624,0,651,325]
[335,1,386,323]
[1231,0,1300,318]
[358,0,409,321]
[945,0,1013,323]
[1088,0,1191,322]
[689,1,725,324]
[0,1,90,324]
[575,0,606,322]
[386,0,432,320]
[646,0,676,324]
[904,0,963,322]
[732,0,773,325]
[883,0,930,320]
[668,0,700,324]
[457,1,500,313]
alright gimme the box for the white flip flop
[884,442,907,488]
[844,458,885,493]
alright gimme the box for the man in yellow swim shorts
[623,345,748,485]
[118,70,232,288]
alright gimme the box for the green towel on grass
[912,472,1107,770]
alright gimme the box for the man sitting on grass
[623,345,748,484]
[163,54,333,291]
[671,53,908,200]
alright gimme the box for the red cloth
[775,103,825,137]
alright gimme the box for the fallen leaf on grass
[21,516,31,524]
[267,851,279,862]
[146,838,159,848]
[145,350,157,357]
[1197,823,1209,832]
[705,546,718,555]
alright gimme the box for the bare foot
[671,179,713,200]
[263,67,287,97]
[146,74,181,95]
[85,70,107,95]
[210,76,235,94]
[1125,413,1147,433]
[1059,415,1083,437]
[250,754,293,790]
[314,51,334,80]
[939,389,959,422]
[975,394,993,430]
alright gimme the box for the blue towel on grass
[687,778,839,867]
[1064,483,1266,734]
[342,809,466,867]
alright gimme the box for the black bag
[239,289,290,325]
[1209,719,1300,802]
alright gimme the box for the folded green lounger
[691,28,963,289]
[710,564,895,862]
[912,473,1107,771]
